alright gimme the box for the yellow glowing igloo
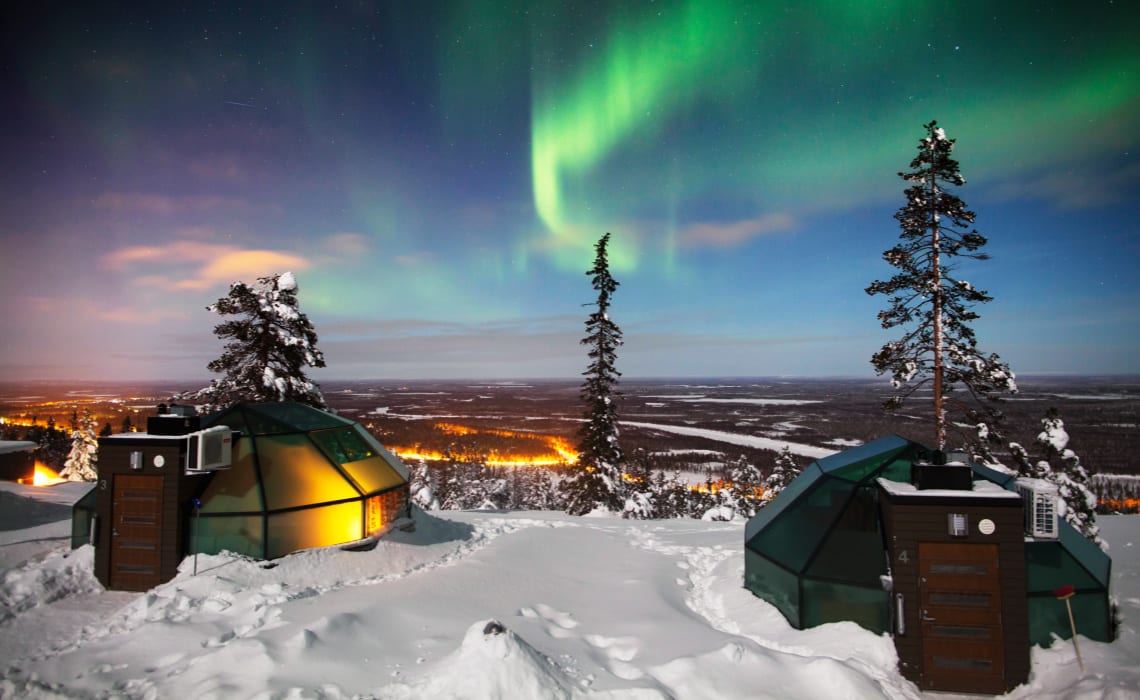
[195,402,410,559]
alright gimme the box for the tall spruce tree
[179,272,327,413]
[866,120,1016,451]
[562,233,625,516]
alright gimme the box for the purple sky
[1,1,1137,382]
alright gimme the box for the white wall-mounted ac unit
[185,425,233,473]
[1016,477,1059,539]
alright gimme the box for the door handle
[921,610,935,622]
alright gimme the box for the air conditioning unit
[185,426,233,473]
[1016,477,1059,539]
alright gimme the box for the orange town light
[32,462,63,487]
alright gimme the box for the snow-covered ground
[1,481,1138,699]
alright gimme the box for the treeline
[1091,474,1140,514]
[1,413,135,470]
[409,449,795,521]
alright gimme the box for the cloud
[92,191,253,215]
[986,162,1140,210]
[101,241,311,290]
[184,250,311,290]
[677,213,796,249]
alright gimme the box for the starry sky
[1,1,1137,382]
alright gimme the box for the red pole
[1053,585,1084,672]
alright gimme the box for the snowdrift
[1,481,1138,699]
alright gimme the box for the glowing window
[257,435,358,510]
[266,502,363,558]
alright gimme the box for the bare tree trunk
[930,139,945,451]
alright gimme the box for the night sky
[1,1,1136,382]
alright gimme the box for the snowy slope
[1,481,1138,699]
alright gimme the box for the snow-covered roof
[0,440,37,455]
[876,477,1021,500]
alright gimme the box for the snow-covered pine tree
[562,233,625,516]
[524,468,562,511]
[60,409,98,481]
[1013,408,1105,550]
[178,272,327,413]
[762,446,800,504]
[726,455,764,519]
[622,449,656,519]
[866,121,1016,451]
[409,459,440,510]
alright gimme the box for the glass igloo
[193,402,410,559]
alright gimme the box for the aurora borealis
[1,1,1137,381]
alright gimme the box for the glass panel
[806,485,885,585]
[932,626,991,639]
[207,405,289,436]
[1057,522,1111,585]
[930,592,991,607]
[194,515,264,558]
[931,564,989,575]
[70,486,98,549]
[1025,541,1099,592]
[878,455,916,483]
[744,549,800,628]
[311,427,377,465]
[818,436,909,482]
[265,502,363,559]
[342,456,407,495]
[1027,592,1112,647]
[249,402,353,432]
[257,435,358,510]
[802,579,888,632]
[199,438,263,513]
[752,476,851,573]
[932,657,992,670]
[971,462,1017,488]
[745,462,823,543]
[354,425,411,480]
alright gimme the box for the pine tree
[1013,409,1105,550]
[621,449,657,519]
[37,417,69,469]
[60,409,98,481]
[562,233,625,516]
[409,459,440,510]
[866,121,1017,451]
[726,455,764,519]
[179,272,327,413]
[762,446,800,505]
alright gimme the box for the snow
[277,271,297,291]
[877,478,1022,500]
[621,421,837,459]
[672,398,823,407]
[1,481,1138,699]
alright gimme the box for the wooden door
[110,474,164,591]
[918,542,1005,693]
